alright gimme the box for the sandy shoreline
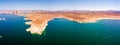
[24,11,120,35]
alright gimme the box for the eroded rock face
[26,21,48,35]
[1,10,120,35]
[25,12,120,35]
[25,14,54,35]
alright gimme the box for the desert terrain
[24,11,120,35]
[1,10,120,34]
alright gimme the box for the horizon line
[1,9,120,11]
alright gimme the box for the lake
[0,14,120,45]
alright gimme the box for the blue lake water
[0,14,120,45]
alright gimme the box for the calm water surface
[0,14,120,45]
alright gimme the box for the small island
[0,18,5,21]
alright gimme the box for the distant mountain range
[0,10,120,15]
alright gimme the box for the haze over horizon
[0,0,120,11]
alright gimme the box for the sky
[0,0,120,11]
